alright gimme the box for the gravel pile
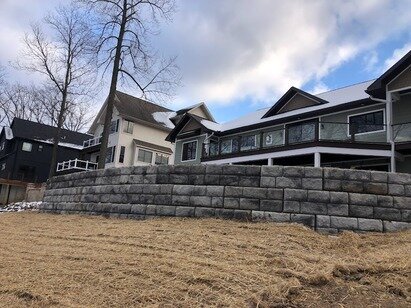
[0,202,42,213]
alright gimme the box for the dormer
[170,102,215,125]
[262,87,328,118]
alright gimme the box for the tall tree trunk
[98,0,128,169]
[48,92,67,178]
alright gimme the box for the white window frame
[220,139,233,154]
[347,109,386,137]
[181,140,198,162]
[123,120,134,134]
[22,142,33,152]
[137,148,153,164]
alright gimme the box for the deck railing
[202,121,388,158]
[83,136,102,148]
[56,159,98,172]
[393,122,411,143]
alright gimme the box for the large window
[349,110,384,135]
[240,135,256,151]
[22,142,33,152]
[119,146,125,163]
[287,121,316,144]
[123,120,134,134]
[105,146,116,163]
[221,139,232,154]
[109,119,120,134]
[182,140,197,161]
[138,149,153,163]
[155,153,169,165]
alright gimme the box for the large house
[0,118,92,204]
[166,49,411,174]
[73,91,212,169]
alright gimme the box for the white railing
[83,136,102,148]
[56,159,98,172]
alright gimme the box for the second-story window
[123,120,134,134]
[22,142,33,152]
[119,146,125,163]
[109,119,120,134]
[349,110,384,135]
[182,140,197,161]
[105,146,116,163]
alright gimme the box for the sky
[0,0,411,125]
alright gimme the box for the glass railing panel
[287,122,316,144]
[240,134,259,151]
[320,122,350,141]
[264,129,284,147]
[393,123,411,143]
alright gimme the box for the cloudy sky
[0,0,411,124]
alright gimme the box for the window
[109,119,120,134]
[138,149,153,163]
[240,135,256,151]
[349,110,384,135]
[182,141,197,161]
[221,140,232,154]
[38,145,43,152]
[119,146,125,163]
[155,153,169,165]
[287,122,316,144]
[22,142,33,152]
[105,146,116,163]
[123,120,134,134]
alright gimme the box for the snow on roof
[152,111,177,129]
[200,118,221,131]
[208,80,376,132]
[34,139,84,150]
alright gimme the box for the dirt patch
[0,212,410,307]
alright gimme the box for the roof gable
[165,114,217,142]
[262,87,328,118]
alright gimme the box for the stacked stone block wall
[40,165,411,233]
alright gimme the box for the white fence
[56,159,98,172]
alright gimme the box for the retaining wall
[40,165,411,233]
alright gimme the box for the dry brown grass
[0,212,410,307]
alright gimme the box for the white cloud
[382,43,411,72]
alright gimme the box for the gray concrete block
[169,174,188,184]
[260,177,276,188]
[211,197,224,207]
[156,205,176,216]
[195,207,215,218]
[252,211,290,222]
[225,186,243,197]
[324,168,345,179]
[224,197,239,209]
[283,166,304,177]
[261,165,283,177]
[220,175,239,186]
[284,189,307,201]
[245,166,261,176]
[154,195,172,205]
[304,167,323,178]
[215,208,235,219]
[204,175,220,185]
[364,182,388,195]
[327,203,349,216]
[117,204,132,214]
[388,173,411,185]
[206,164,223,175]
[344,169,370,181]
[341,181,364,193]
[140,195,154,204]
[402,210,411,222]
[330,216,358,230]
[374,207,401,221]
[157,174,169,184]
[267,188,283,200]
[329,192,349,204]
[383,221,411,232]
[175,206,195,217]
[207,186,224,197]
[405,185,411,197]
[370,171,388,183]
[172,195,190,206]
[300,202,327,215]
[222,165,246,175]
[276,177,302,189]
[188,175,205,185]
[307,190,330,203]
[349,193,377,206]
[192,186,207,196]
[302,178,323,190]
[190,196,211,207]
[243,187,267,199]
[316,215,331,228]
[393,196,411,209]
[146,205,157,215]
[316,228,339,234]
[239,176,260,187]
[349,205,374,218]
[283,201,300,213]
[174,165,191,174]
[291,214,315,227]
[388,184,405,196]
[233,209,252,220]
[239,198,260,210]
[189,164,206,174]
[377,195,393,208]
[323,179,341,191]
[260,200,282,212]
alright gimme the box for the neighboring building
[0,118,92,204]
[167,49,411,173]
[74,91,213,169]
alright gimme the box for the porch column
[268,158,273,166]
[314,152,321,168]
[386,92,396,172]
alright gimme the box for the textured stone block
[260,200,282,212]
[189,164,206,174]
[266,188,283,200]
[190,196,211,207]
[341,181,363,193]
[276,177,302,189]
[374,207,401,221]
[349,193,377,206]
[175,206,195,217]
[364,182,388,195]
[330,216,358,230]
[242,187,266,199]
[169,174,188,184]
[215,208,234,219]
[284,189,307,201]
[316,215,331,228]
[211,197,224,207]
[222,165,246,175]
[188,175,205,185]
[405,185,411,197]
[393,196,411,209]
[252,211,290,222]
[377,195,393,208]
[383,221,411,232]
[245,166,261,176]
[207,186,224,197]
[283,166,304,177]
[344,169,370,181]
[172,195,190,206]
[174,165,190,174]
[291,214,315,227]
[204,175,220,185]
[239,198,260,210]
[283,201,300,213]
[349,205,373,218]
[300,202,327,215]
[370,171,388,183]
[302,178,323,190]
[327,203,349,216]
[157,174,169,184]
[358,218,383,232]
[388,173,411,185]
[388,184,405,196]
[224,198,239,209]
[323,179,342,191]
[402,210,411,222]
[117,204,132,214]
[261,165,283,177]
[156,205,176,216]
[140,195,154,204]
[307,190,330,203]
[233,210,252,220]
[192,186,207,196]
[260,177,276,188]
[239,176,260,187]
[195,207,215,218]
[304,167,322,178]
[206,164,222,175]
[225,186,243,197]
[329,192,348,204]
[324,168,345,179]
[220,175,239,186]
[146,205,156,215]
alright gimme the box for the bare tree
[16,4,97,178]
[81,0,180,169]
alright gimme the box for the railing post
[238,136,242,152]
[86,161,89,170]
[259,131,264,149]
[315,122,319,142]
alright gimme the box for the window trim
[119,146,126,163]
[22,142,33,152]
[137,148,153,164]
[181,140,198,162]
[347,109,386,137]
[123,120,134,134]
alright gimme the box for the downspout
[369,94,396,172]
[203,132,215,158]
